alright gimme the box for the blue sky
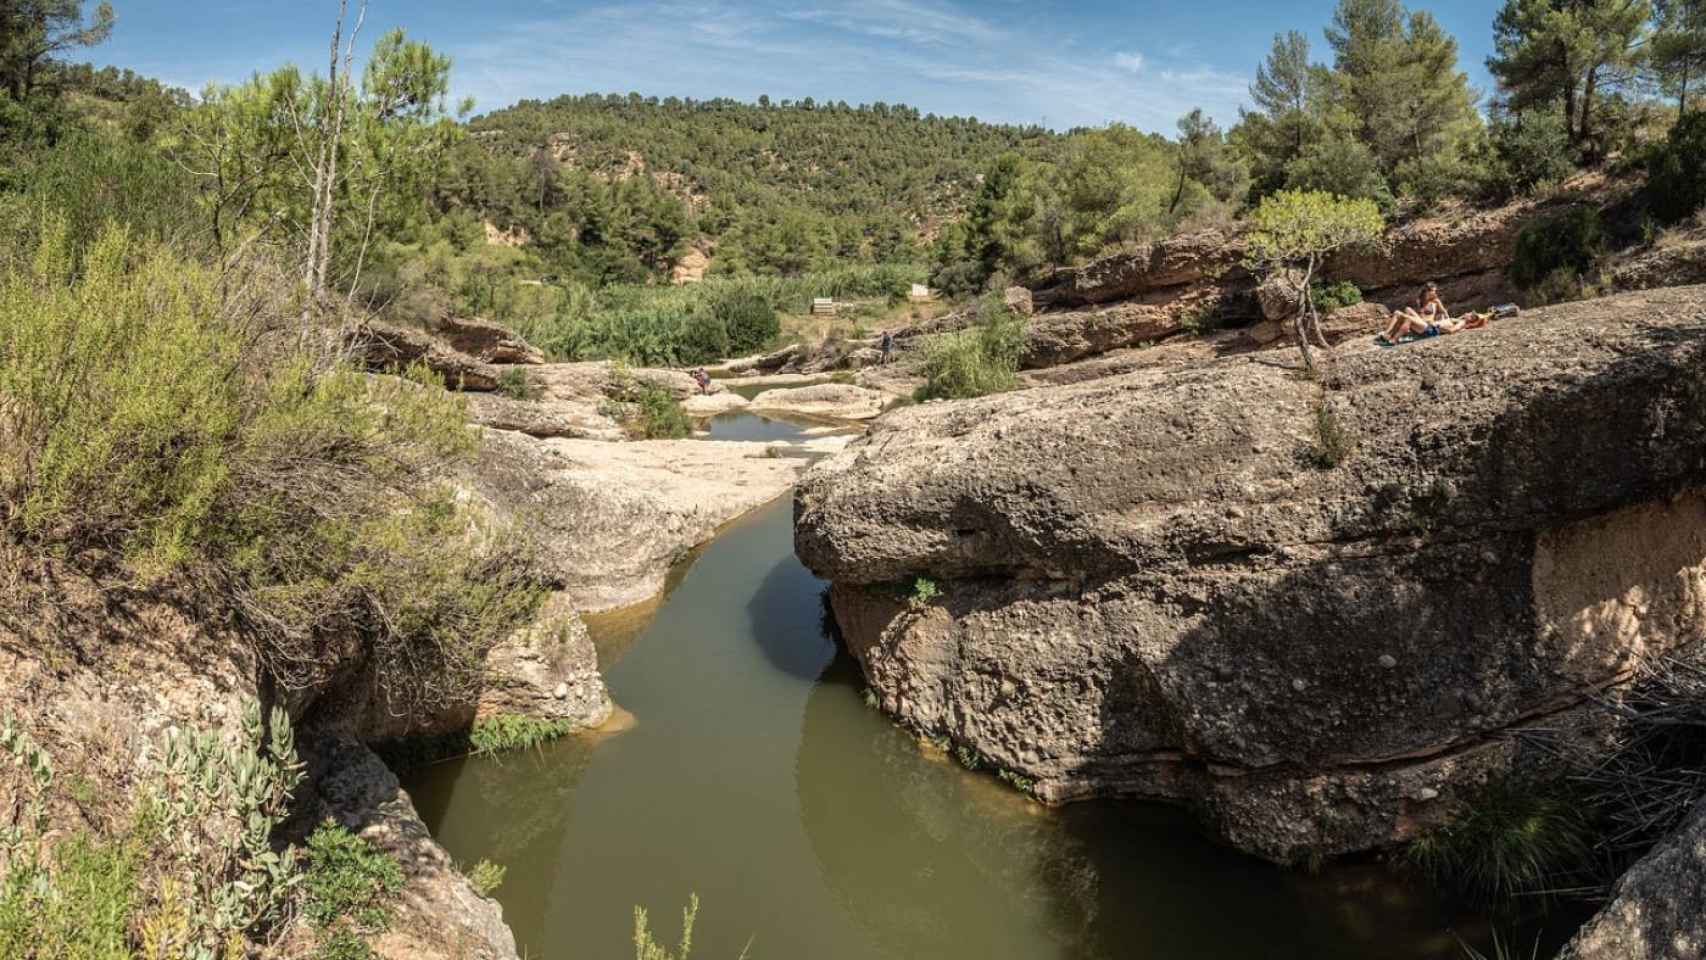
[87,1,1503,132]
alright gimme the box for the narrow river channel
[404,415,1572,960]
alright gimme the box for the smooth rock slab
[750,383,891,421]
[470,429,829,611]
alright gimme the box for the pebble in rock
[552,683,570,700]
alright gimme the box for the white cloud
[1113,52,1145,74]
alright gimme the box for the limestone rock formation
[472,427,838,611]
[683,392,750,418]
[1019,303,1180,369]
[1560,797,1706,960]
[478,594,612,732]
[436,317,545,365]
[464,391,625,441]
[796,286,1706,863]
[346,321,499,392]
[530,361,721,404]
[750,383,891,421]
[1033,231,1244,308]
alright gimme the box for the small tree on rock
[1244,189,1383,372]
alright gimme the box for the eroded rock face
[436,317,545,365]
[478,594,612,730]
[464,391,625,441]
[796,287,1706,863]
[1020,303,1181,369]
[1033,231,1245,308]
[1561,797,1706,960]
[347,322,499,392]
[299,737,521,960]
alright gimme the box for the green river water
[403,415,1577,960]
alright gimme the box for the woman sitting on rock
[1379,282,1461,344]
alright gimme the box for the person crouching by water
[691,367,712,395]
[880,329,894,365]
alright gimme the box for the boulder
[435,317,545,365]
[477,594,612,732]
[1256,270,1305,322]
[795,285,1706,863]
[1020,303,1180,369]
[1560,797,1706,960]
[1004,286,1035,317]
[346,322,499,392]
[749,383,891,421]
[682,392,750,418]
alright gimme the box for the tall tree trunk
[1561,43,1579,144]
[1295,256,1319,375]
[1683,63,1692,119]
[1581,65,1599,160]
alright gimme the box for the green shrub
[1510,207,1604,290]
[914,299,1024,401]
[469,714,573,754]
[712,289,780,354]
[314,927,376,960]
[495,367,540,401]
[677,309,730,365]
[1646,112,1706,226]
[0,218,545,725]
[1309,396,1355,469]
[465,860,507,898]
[634,894,700,960]
[1405,779,1594,905]
[303,821,405,932]
[629,383,693,440]
[1309,280,1363,313]
[0,833,138,960]
[909,577,941,606]
[0,704,312,959]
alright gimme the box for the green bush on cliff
[470,714,574,754]
[0,217,545,719]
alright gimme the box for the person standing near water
[880,330,893,365]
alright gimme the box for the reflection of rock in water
[405,733,603,950]
[796,656,1102,960]
[795,658,1555,960]
[582,543,706,667]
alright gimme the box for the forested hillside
[448,94,1060,278]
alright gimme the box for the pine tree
[0,0,114,100]
[1653,0,1706,115]
[1325,0,1479,174]
[1488,0,1653,157]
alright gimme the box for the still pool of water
[404,497,1574,960]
